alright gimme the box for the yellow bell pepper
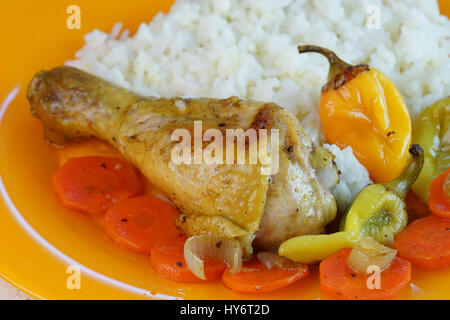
[412,97,450,203]
[298,45,412,182]
[279,145,423,263]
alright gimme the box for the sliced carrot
[151,237,226,282]
[221,258,309,293]
[104,195,181,254]
[52,156,142,215]
[394,214,450,269]
[429,168,450,219]
[320,248,411,300]
[406,191,430,223]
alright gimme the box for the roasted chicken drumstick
[27,66,337,257]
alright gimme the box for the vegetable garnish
[406,191,431,223]
[52,156,142,215]
[320,248,411,300]
[394,214,450,269]
[279,232,356,264]
[298,45,412,183]
[221,258,309,293]
[279,145,423,264]
[184,235,242,280]
[151,237,226,282]
[412,97,450,203]
[104,195,181,254]
[342,144,424,244]
[429,168,450,219]
[256,251,302,271]
[346,238,397,274]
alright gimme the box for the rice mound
[324,144,372,211]
[67,0,450,209]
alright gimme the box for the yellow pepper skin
[298,45,412,183]
[342,184,407,245]
[279,232,355,264]
[412,97,450,204]
[279,145,423,263]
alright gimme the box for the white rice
[66,0,449,209]
[324,144,372,211]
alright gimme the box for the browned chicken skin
[27,66,337,257]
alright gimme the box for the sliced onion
[347,237,397,274]
[257,252,300,271]
[184,235,242,280]
[310,146,340,190]
[316,162,340,190]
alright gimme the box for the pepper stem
[383,144,424,199]
[297,45,353,82]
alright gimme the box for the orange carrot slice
[394,214,450,269]
[320,248,411,300]
[52,156,142,215]
[151,237,226,282]
[429,168,450,219]
[104,195,181,254]
[221,259,309,293]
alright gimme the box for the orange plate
[0,0,449,300]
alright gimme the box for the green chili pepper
[412,97,450,204]
[341,144,424,245]
[279,145,423,263]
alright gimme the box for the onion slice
[257,252,300,271]
[310,146,340,190]
[184,235,242,280]
[347,237,397,274]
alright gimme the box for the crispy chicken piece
[27,66,337,257]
